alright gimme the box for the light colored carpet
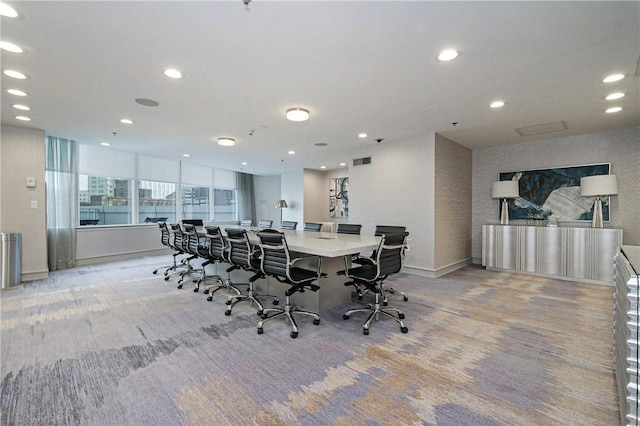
[0,256,618,425]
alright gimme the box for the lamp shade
[491,181,519,199]
[580,174,618,196]
[275,199,288,208]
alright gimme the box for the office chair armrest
[382,243,407,250]
[290,255,323,277]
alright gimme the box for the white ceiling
[1,1,638,176]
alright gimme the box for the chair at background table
[258,219,273,228]
[241,219,253,227]
[280,221,298,230]
[177,223,206,291]
[303,222,322,232]
[223,228,279,314]
[255,231,322,338]
[336,223,362,235]
[342,232,409,335]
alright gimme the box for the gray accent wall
[472,127,640,263]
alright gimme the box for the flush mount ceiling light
[7,88,27,96]
[182,153,190,157]
[286,107,309,122]
[12,104,30,110]
[15,115,31,121]
[3,69,27,79]
[602,73,625,83]
[120,118,134,124]
[217,137,236,146]
[135,98,159,107]
[0,3,19,18]
[490,100,505,108]
[438,49,459,61]
[288,150,295,155]
[100,142,111,146]
[0,41,22,53]
[605,92,625,100]
[605,107,622,113]
[164,68,183,79]
[358,133,368,138]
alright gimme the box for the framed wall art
[329,177,349,218]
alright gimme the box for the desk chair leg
[205,275,243,302]
[257,295,320,339]
[343,291,408,335]
[382,286,408,306]
[225,275,279,316]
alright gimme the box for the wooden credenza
[482,224,623,284]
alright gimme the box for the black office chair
[258,219,273,228]
[152,222,182,276]
[223,228,279,315]
[280,221,298,230]
[336,223,362,235]
[182,219,204,227]
[351,225,409,304]
[241,219,253,227]
[342,232,409,335]
[162,223,189,281]
[193,226,226,295]
[203,227,244,301]
[177,223,206,290]
[303,222,322,232]
[255,231,322,338]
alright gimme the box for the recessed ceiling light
[12,104,30,110]
[605,107,622,113]
[120,118,134,124]
[0,41,22,53]
[0,3,18,18]
[164,68,183,79]
[286,107,310,122]
[182,154,190,157]
[339,162,346,167]
[3,69,27,79]
[438,49,459,61]
[241,162,247,166]
[7,88,27,96]
[320,166,327,169]
[288,150,295,155]
[217,137,236,146]
[605,92,625,100]
[100,142,111,146]
[15,115,31,121]
[358,133,368,138]
[489,101,505,108]
[602,74,625,83]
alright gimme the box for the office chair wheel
[383,300,388,306]
[206,296,213,302]
[256,310,263,316]
[164,276,170,281]
[358,295,363,300]
[177,284,183,289]
[403,296,408,302]
[203,289,209,294]
[257,327,264,335]
[153,270,158,275]
[261,313,268,319]
[401,327,408,333]
[363,328,369,335]
[225,299,232,305]
[398,313,405,319]
[313,319,320,325]
[290,331,298,339]
[225,309,231,316]
[193,287,199,293]
[343,314,350,320]
[272,299,279,305]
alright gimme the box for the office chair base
[344,300,408,335]
[225,292,279,316]
[258,302,320,339]
[382,286,408,305]
[205,280,243,302]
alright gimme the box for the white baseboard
[75,248,171,267]
[403,257,472,278]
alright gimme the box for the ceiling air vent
[516,121,568,137]
[353,156,372,167]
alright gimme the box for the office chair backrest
[336,223,362,235]
[241,219,253,227]
[256,231,289,278]
[205,226,226,261]
[374,225,407,237]
[171,224,186,252]
[376,231,409,277]
[258,219,273,228]
[159,222,171,247]
[182,219,204,227]
[183,223,200,254]
[303,222,322,232]
[225,228,253,268]
[280,221,298,230]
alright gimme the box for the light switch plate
[26,177,36,188]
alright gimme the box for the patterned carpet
[0,256,619,425]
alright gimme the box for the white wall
[253,175,281,226]
[281,168,304,226]
[303,169,327,223]
[472,127,640,263]
[0,125,48,281]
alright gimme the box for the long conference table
[199,226,381,313]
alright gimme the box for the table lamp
[275,199,288,225]
[491,181,519,225]
[580,174,617,228]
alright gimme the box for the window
[182,185,210,221]
[79,174,132,225]
[138,180,176,224]
[214,188,236,221]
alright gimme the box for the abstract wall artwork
[499,163,610,222]
[329,177,349,218]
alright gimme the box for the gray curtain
[45,136,78,271]
[235,172,255,222]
